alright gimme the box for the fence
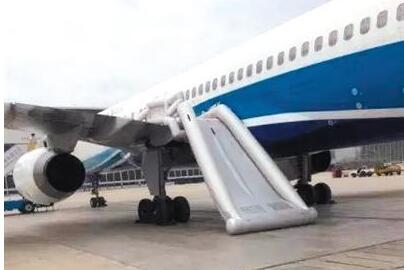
[5,167,204,195]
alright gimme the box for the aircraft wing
[4,102,171,150]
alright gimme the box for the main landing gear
[294,182,332,206]
[294,154,333,206]
[137,149,191,225]
[138,196,190,224]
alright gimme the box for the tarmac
[5,173,404,270]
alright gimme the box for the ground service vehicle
[374,164,402,176]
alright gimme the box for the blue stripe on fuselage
[193,41,404,156]
[194,41,404,118]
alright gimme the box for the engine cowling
[13,148,85,204]
[311,151,332,174]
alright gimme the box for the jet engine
[276,151,332,181]
[310,151,332,174]
[13,148,85,204]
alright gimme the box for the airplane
[5,0,404,234]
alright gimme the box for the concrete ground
[5,173,404,270]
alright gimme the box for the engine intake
[13,148,85,204]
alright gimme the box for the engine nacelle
[311,151,332,174]
[276,151,332,181]
[13,148,85,204]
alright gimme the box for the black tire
[138,199,156,223]
[296,184,316,206]
[314,183,332,204]
[351,173,357,178]
[23,201,35,213]
[173,196,190,223]
[359,171,367,177]
[153,196,175,225]
[90,198,97,208]
[97,197,107,207]
[397,171,401,175]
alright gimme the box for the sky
[4,0,329,108]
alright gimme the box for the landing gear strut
[137,149,191,225]
[294,154,333,206]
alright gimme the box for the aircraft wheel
[153,196,175,225]
[138,198,157,223]
[173,196,190,223]
[90,198,97,208]
[97,196,107,207]
[296,184,316,206]
[314,183,332,204]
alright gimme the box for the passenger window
[229,71,235,84]
[277,52,284,66]
[221,75,226,87]
[344,24,354,40]
[360,17,371,34]
[247,64,253,77]
[266,56,273,70]
[289,47,296,61]
[237,68,243,81]
[301,41,309,57]
[205,81,211,93]
[185,90,190,100]
[192,87,196,98]
[198,84,203,96]
[377,10,388,28]
[329,30,338,46]
[398,3,404,21]
[314,36,323,52]
[212,78,218,90]
[256,60,263,74]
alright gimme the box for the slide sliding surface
[178,104,317,234]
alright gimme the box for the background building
[360,141,404,165]
[333,140,404,169]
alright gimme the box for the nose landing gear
[90,196,107,208]
[89,174,107,208]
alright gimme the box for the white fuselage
[102,0,404,157]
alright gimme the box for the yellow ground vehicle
[374,164,402,176]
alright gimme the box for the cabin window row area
[183,3,404,101]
